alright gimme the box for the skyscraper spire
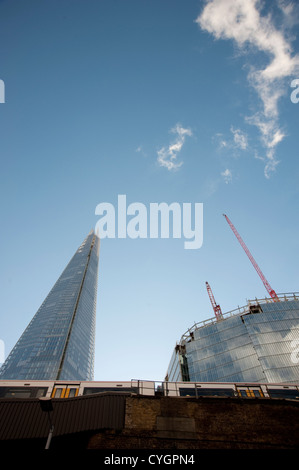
[0,230,100,381]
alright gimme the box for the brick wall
[88,395,299,449]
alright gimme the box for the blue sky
[0,0,299,382]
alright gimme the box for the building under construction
[165,293,299,383]
[1,215,299,450]
[166,215,299,384]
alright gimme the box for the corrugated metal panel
[0,393,126,440]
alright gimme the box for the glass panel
[179,299,299,383]
[4,389,32,398]
[53,387,63,398]
[67,388,77,397]
[0,232,99,381]
[179,388,196,397]
[267,388,299,399]
[82,386,138,395]
[0,386,48,398]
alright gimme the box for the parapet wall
[1,392,298,450]
[88,395,299,449]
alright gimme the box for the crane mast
[206,281,223,320]
[223,214,279,301]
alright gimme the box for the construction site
[1,214,299,450]
[166,214,299,385]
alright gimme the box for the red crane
[206,281,223,320]
[223,214,279,301]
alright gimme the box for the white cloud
[214,133,229,149]
[221,168,232,184]
[196,0,299,177]
[231,126,248,150]
[157,123,192,170]
[136,145,147,158]
[214,127,248,153]
[277,0,299,28]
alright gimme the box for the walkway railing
[179,292,299,343]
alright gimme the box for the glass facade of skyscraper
[166,295,299,384]
[0,230,100,381]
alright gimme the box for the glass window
[66,387,78,397]
[52,387,64,398]
[237,387,263,398]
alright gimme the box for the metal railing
[131,378,299,399]
[179,292,299,343]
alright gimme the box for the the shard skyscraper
[0,230,100,381]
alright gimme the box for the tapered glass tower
[0,230,100,381]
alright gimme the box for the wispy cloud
[157,123,192,170]
[196,0,299,178]
[136,145,147,158]
[231,126,248,150]
[221,168,233,184]
[216,128,248,183]
[214,127,248,152]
